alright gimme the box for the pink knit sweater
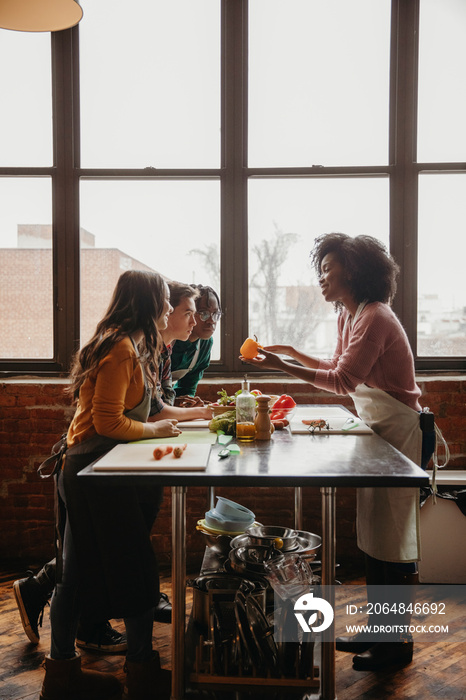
[314,302,422,411]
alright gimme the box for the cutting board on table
[92,443,211,471]
[175,419,211,429]
[289,406,372,434]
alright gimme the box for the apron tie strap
[431,423,450,503]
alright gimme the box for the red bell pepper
[272,394,296,410]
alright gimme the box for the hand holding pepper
[239,347,284,371]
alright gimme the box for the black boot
[153,593,172,624]
[352,633,413,671]
[13,560,56,644]
[76,621,128,654]
[352,568,418,672]
[336,555,385,653]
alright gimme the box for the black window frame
[1,0,465,376]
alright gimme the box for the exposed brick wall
[1,376,464,573]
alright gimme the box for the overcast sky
[1,0,465,312]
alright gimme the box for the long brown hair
[68,270,167,400]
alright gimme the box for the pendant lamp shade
[0,0,83,32]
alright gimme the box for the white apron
[347,303,422,562]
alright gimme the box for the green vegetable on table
[209,410,236,435]
[216,388,242,406]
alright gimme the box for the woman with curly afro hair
[242,233,435,674]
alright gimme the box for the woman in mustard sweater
[41,270,180,700]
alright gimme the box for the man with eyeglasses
[170,284,221,407]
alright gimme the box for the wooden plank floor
[1,566,465,699]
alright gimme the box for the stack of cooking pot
[190,572,266,636]
[229,525,321,568]
[228,526,295,578]
[190,524,322,681]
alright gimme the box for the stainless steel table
[79,417,428,700]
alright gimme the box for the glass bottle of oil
[236,376,256,441]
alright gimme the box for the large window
[1,0,465,375]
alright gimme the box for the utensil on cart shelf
[245,525,298,551]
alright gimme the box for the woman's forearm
[288,350,320,370]
[264,344,320,370]
[149,403,212,422]
[275,357,318,384]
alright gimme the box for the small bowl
[246,525,298,551]
[215,496,255,520]
[205,509,255,532]
[210,405,236,417]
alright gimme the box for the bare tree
[250,223,326,348]
[189,226,327,350]
[188,244,220,292]
[250,223,298,341]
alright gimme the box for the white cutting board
[290,406,372,434]
[176,419,211,429]
[92,443,211,471]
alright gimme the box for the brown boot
[40,653,122,700]
[123,653,171,700]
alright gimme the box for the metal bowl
[295,530,322,559]
[231,530,321,558]
[235,544,284,566]
[230,534,252,550]
[197,529,232,556]
[229,546,284,575]
[245,525,298,551]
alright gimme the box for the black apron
[60,374,164,620]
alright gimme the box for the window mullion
[389,0,419,350]
[51,27,81,373]
[221,0,249,373]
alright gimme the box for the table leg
[207,486,215,511]
[320,486,336,700]
[171,486,187,700]
[294,486,303,530]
